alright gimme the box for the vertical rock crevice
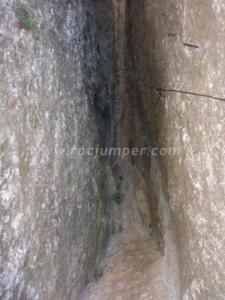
[1,0,225,299]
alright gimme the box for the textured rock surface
[79,159,180,300]
[79,161,167,300]
[0,0,115,299]
[126,0,225,299]
[78,2,180,299]
[2,0,225,299]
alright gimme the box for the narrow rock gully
[1,0,225,299]
[79,1,180,299]
[79,159,180,300]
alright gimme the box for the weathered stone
[126,0,225,298]
[2,0,225,299]
[0,0,115,299]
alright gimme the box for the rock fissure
[1,0,225,299]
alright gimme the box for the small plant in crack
[15,4,38,33]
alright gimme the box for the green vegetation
[15,4,37,32]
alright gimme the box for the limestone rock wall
[126,0,225,299]
[0,0,115,299]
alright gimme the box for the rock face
[0,0,115,299]
[126,0,225,299]
[1,0,225,299]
